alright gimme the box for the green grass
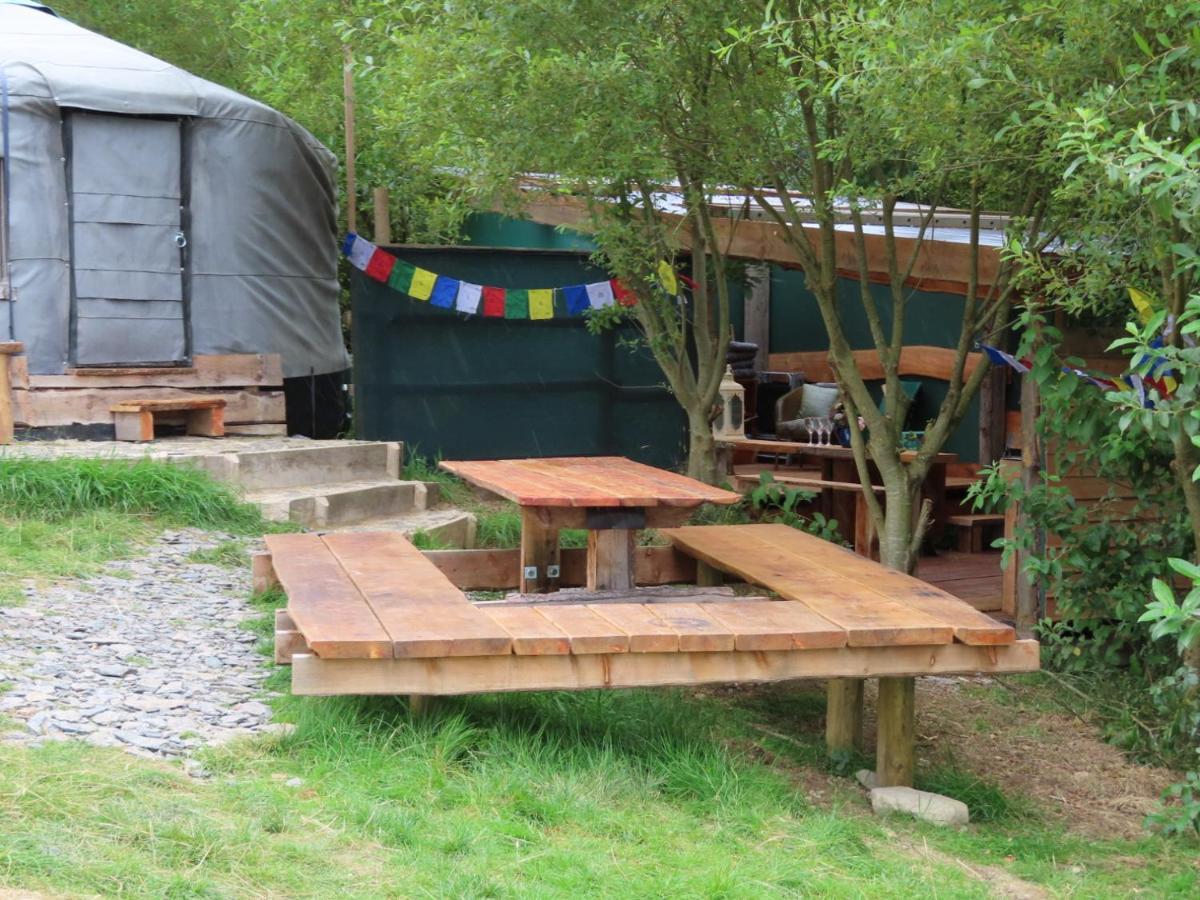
[185,539,250,569]
[0,457,279,602]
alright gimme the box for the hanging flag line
[980,342,1173,408]
[342,233,658,319]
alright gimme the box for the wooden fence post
[373,187,391,245]
[0,341,23,445]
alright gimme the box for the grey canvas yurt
[0,1,349,433]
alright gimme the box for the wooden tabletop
[723,436,958,464]
[440,456,741,508]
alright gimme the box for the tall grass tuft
[0,457,269,534]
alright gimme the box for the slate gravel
[0,530,276,758]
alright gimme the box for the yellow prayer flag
[409,267,437,301]
[1129,286,1157,324]
[529,289,554,320]
[657,260,678,295]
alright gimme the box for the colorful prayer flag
[563,285,590,316]
[482,286,506,317]
[409,267,437,301]
[982,344,1030,375]
[611,279,636,307]
[388,259,415,294]
[347,235,375,270]
[341,233,357,257]
[1129,286,1157,325]
[658,260,678,295]
[529,289,554,320]
[506,288,529,319]
[456,281,482,314]
[364,248,395,283]
[585,280,615,309]
[430,275,459,309]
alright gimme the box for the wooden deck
[921,551,1004,613]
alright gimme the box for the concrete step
[215,441,403,491]
[330,509,478,549]
[248,479,426,529]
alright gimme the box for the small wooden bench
[260,526,1036,787]
[111,396,226,442]
[947,513,1005,553]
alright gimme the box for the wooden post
[695,559,724,587]
[372,187,391,245]
[825,678,864,752]
[0,341,21,445]
[342,45,357,235]
[520,507,560,594]
[875,676,916,787]
[744,263,770,371]
[978,365,1007,465]
[587,529,635,591]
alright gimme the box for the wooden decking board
[760,529,1014,645]
[484,606,572,655]
[589,603,681,653]
[264,533,393,660]
[440,459,614,507]
[661,526,957,647]
[563,456,732,506]
[647,602,736,652]
[704,600,848,651]
[524,458,658,506]
[319,532,511,658]
[533,605,630,654]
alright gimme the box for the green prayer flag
[388,259,415,294]
[505,288,529,319]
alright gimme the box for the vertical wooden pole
[695,559,724,587]
[0,341,21,445]
[825,678,864,753]
[520,507,560,594]
[587,529,636,591]
[744,263,771,371]
[372,187,391,245]
[1015,371,1044,626]
[875,676,916,787]
[978,365,1007,465]
[342,46,357,235]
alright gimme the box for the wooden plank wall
[766,345,983,383]
[9,354,286,428]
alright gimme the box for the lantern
[713,365,745,439]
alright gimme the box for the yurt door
[66,112,188,366]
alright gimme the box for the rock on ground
[0,530,279,759]
[870,786,970,826]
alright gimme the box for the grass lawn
[1,458,1198,896]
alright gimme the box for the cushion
[799,383,840,418]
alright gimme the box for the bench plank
[320,532,511,658]
[265,533,392,659]
[647,602,736,652]
[589,603,680,653]
[661,526,957,647]
[484,606,571,655]
[534,605,629,654]
[704,600,848,652]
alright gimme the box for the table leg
[520,507,560,594]
[924,463,948,544]
[587,529,635,591]
[829,458,858,544]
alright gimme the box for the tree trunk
[685,407,719,484]
[1170,423,1200,675]
[878,480,916,574]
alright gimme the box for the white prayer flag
[347,235,375,270]
[455,281,483,314]
[585,280,615,309]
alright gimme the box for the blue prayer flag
[430,275,460,309]
[563,284,590,316]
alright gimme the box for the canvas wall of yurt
[0,1,349,437]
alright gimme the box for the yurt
[0,1,349,436]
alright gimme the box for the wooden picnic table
[440,456,741,594]
[722,437,957,545]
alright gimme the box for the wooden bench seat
[111,395,226,441]
[947,512,1005,553]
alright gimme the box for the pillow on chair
[775,382,840,432]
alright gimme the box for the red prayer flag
[482,285,506,317]
[611,279,636,307]
[364,248,395,282]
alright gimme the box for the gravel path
[0,530,279,759]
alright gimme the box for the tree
[372,0,764,482]
[720,1,1100,572]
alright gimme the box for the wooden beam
[825,678,865,753]
[373,187,391,245]
[251,552,279,595]
[520,507,560,593]
[0,341,23,445]
[766,346,983,382]
[290,639,1039,695]
[875,676,916,787]
[588,529,636,591]
[12,386,284,427]
[744,264,770,371]
[422,545,698,590]
[978,365,1007,465]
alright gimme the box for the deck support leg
[875,676,916,787]
[408,694,432,716]
[587,529,635,591]
[695,559,724,587]
[825,678,864,753]
[520,508,560,594]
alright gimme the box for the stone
[96,665,134,678]
[285,776,304,788]
[869,787,970,827]
[115,731,166,752]
[855,769,878,790]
